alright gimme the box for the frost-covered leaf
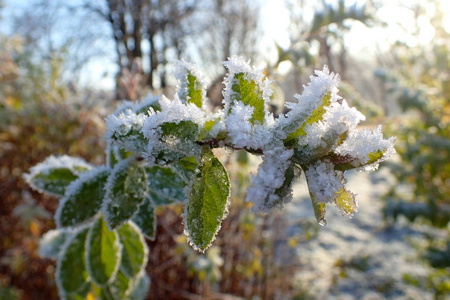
[105,109,148,156]
[304,159,344,204]
[230,72,266,124]
[128,272,151,300]
[24,155,92,197]
[175,61,206,109]
[142,95,205,165]
[223,56,272,125]
[151,120,201,165]
[146,165,187,205]
[171,156,198,183]
[62,281,91,300]
[334,188,357,216]
[107,144,130,168]
[311,200,327,226]
[221,57,275,150]
[184,149,230,252]
[39,228,73,259]
[103,160,148,230]
[118,222,148,279]
[93,270,130,300]
[132,197,156,240]
[56,166,110,228]
[333,125,396,172]
[56,226,89,294]
[133,93,161,114]
[246,147,296,213]
[284,92,331,145]
[86,215,122,286]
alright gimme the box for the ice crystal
[305,159,344,204]
[334,125,396,172]
[174,60,207,109]
[246,146,295,212]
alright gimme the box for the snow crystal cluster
[104,56,396,223]
[222,56,276,151]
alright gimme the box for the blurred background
[0,0,448,299]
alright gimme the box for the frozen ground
[284,166,445,300]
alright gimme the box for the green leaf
[153,120,201,164]
[184,149,230,252]
[171,156,198,182]
[62,281,91,300]
[272,163,300,208]
[311,199,327,226]
[231,72,265,124]
[25,156,91,197]
[107,144,130,168]
[86,216,122,286]
[132,197,157,240]
[39,229,73,259]
[333,149,387,171]
[56,226,89,294]
[198,119,216,140]
[93,270,130,300]
[56,166,110,228]
[118,222,148,279]
[284,92,332,146]
[186,72,203,108]
[103,160,148,229]
[128,273,151,300]
[145,165,187,206]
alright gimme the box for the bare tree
[279,0,373,80]
[187,0,261,106]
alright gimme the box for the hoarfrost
[24,155,91,182]
[142,95,205,164]
[304,159,344,204]
[39,228,73,259]
[55,165,110,228]
[222,56,276,150]
[246,146,295,213]
[277,66,341,135]
[334,125,396,172]
[174,60,207,109]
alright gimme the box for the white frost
[334,125,396,172]
[246,146,295,213]
[304,159,344,204]
[142,95,205,164]
[277,66,341,135]
[24,155,92,196]
[222,56,276,150]
[174,60,207,109]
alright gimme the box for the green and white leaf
[56,226,90,294]
[56,166,110,228]
[24,155,92,197]
[86,215,122,286]
[118,222,149,279]
[184,149,230,252]
[39,228,73,259]
[284,92,332,146]
[152,120,201,165]
[107,144,130,168]
[128,271,151,300]
[145,165,187,206]
[93,270,130,300]
[170,156,198,183]
[175,61,206,109]
[103,159,148,230]
[230,72,266,125]
[132,197,157,240]
[334,188,358,216]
